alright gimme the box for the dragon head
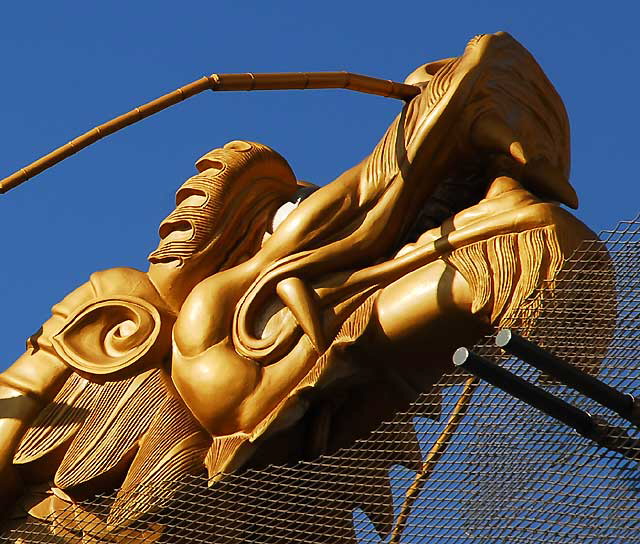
[404,31,577,211]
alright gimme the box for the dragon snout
[470,111,578,208]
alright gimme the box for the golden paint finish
[0,32,612,540]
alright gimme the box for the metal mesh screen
[3,214,639,543]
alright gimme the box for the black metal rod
[453,348,595,437]
[495,329,636,423]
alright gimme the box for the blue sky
[1,0,638,365]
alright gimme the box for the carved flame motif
[148,140,298,270]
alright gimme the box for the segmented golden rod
[0,72,420,194]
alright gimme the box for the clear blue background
[1,0,638,365]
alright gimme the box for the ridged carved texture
[54,369,166,491]
[424,57,461,111]
[13,373,93,465]
[108,394,209,528]
[148,140,298,268]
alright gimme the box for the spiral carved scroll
[51,296,171,379]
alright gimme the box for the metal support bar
[453,347,640,461]
[453,347,594,436]
[495,329,639,426]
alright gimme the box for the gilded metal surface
[0,73,418,194]
[0,32,615,541]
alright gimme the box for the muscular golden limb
[0,282,87,509]
[0,351,70,508]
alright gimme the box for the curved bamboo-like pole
[0,72,420,194]
[389,376,479,543]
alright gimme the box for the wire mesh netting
[2,214,639,543]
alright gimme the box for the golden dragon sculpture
[0,32,612,542]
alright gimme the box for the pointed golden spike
[524,157,579,209]
[276,277,327,353]
[471,112,578,208]
[471,112,527,164]
[509,141,527,165]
